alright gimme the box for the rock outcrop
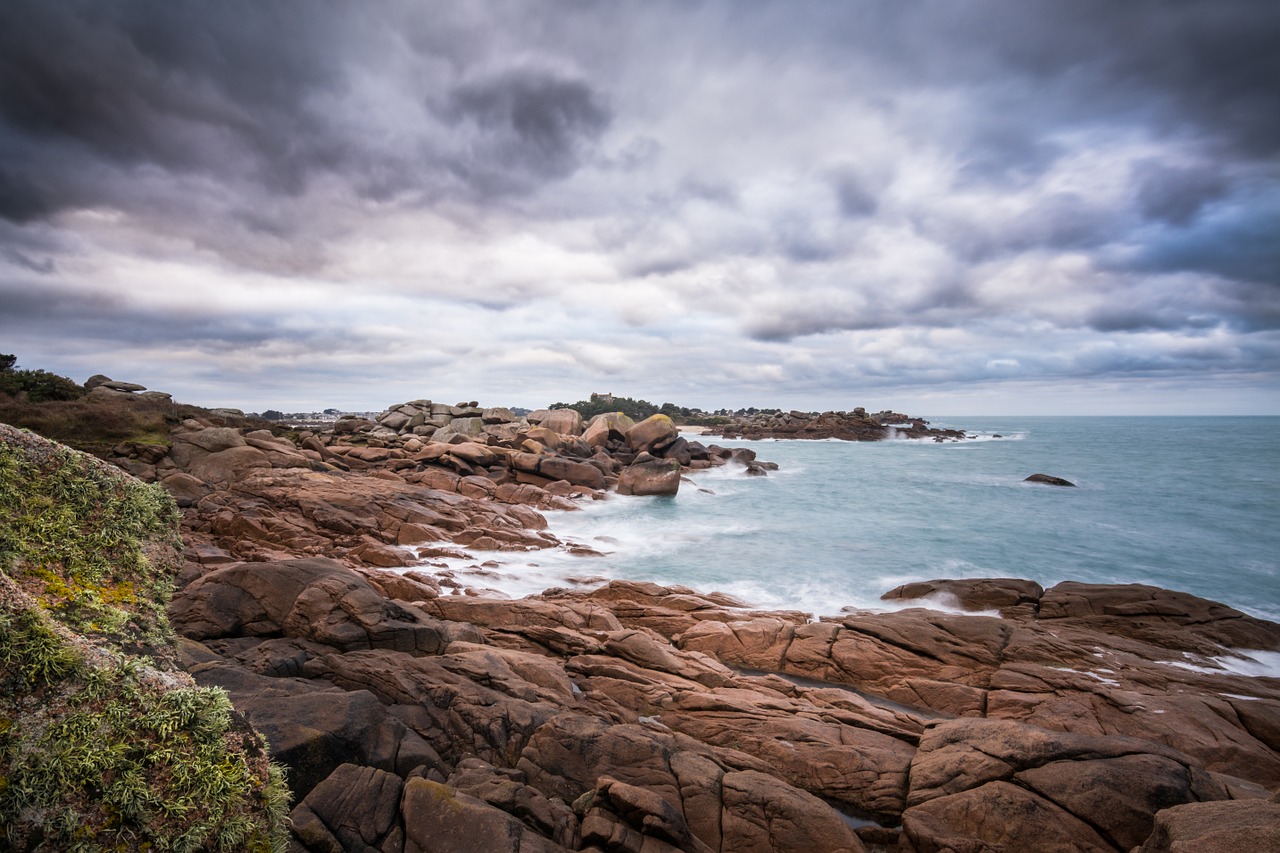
[90,402,782,585]
[707,408,968,442]
[162,562,1280,853]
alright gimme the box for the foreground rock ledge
[169,567,1280,853]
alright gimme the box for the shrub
[0,356,85,403]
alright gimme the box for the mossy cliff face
[0,423,291,852]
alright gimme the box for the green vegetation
[550,394,689,422]
[0,394,278,458]
[0,427,292,851]
[0,354,85,403]
[0,599,291,852]
[0,434,180,650]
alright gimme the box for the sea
[407,417,1280,626]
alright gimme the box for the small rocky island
[2,378,1278,852]
[706,408,968,442]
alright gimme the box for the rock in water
[617,458,681,496]
[1024,473,1076,487]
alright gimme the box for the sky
[1,0,1278,416]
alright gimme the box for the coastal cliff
[2,392,1279,852]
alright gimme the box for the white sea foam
[393,417,1278,628]
[1161,649,1280,679]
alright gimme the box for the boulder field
[102,404,776,577]
[5,400,1280,853]
[169,566,1280,853]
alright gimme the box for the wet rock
[617,458,681,496]
[1024,473,1076,486]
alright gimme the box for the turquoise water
[423,417,1280,622]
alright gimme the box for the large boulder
[617,458,681,496]
[169,557,478,654]
[1136,800,1280,852]
[900,718,1230,853]
[538,408,584,437]
[536,455,607,490]
[625,414,679,454]
[583,412,636,447]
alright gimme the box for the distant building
[590,392,615,403]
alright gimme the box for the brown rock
[617,459,681,496]
[290,763,406,852]
[401,778,571,853]
[625,414,679,454]
[537,409,584,437]
[882,577,1045,615]
[536,455,607,490]
[188,445,272,483]
[582,412,636,447]
[1136,800,1280,852]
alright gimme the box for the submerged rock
[1024,472,1077,486]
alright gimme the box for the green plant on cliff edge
[0,427,291,851]
[0,602,291,852]
[0,436,180,653]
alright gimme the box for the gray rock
[1024,473,1076,487]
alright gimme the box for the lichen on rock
[0,423,291,852]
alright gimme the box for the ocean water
[410,417,1280,624]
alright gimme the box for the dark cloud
[1130,199,1280,285]
[831,171,878,219]
[439,67,611,197]
[0,0,355,215]
[1132,159,1230,226]
[0,280,320,350]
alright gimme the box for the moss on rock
[0,423,291,852]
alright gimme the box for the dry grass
[0,396,277,457]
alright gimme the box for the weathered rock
[625,414,679,454]
[902,717,1229,853]
[169,557,478,654]
[582,412,636,447]
[538,408,584,437]
[1136,800,1280,852]
[290,763,406,853]
[536,455,607,490]
[402,778,571,853]
[882,577,1045,615]
[102,379,147,392]
[617,458,681,496]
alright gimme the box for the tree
[260,409,285,421]
[0,356,85,402]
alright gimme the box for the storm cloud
[0,0,1276,414]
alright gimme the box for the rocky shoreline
[705,408,969,442]
[3,391,1280,852]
